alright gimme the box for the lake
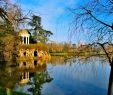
[0,56,112,95]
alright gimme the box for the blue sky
[11,0,83,43]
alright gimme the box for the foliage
[47,42,71,53]
[0,1,19,61]
[0,0,53,61]
[28,15,53,43]
[0,87,29,95]
[18,43,48,51]
[28,70,53,95]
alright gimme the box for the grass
[50,52,68,56]
[0,87,29,95]
[68,51,105,57]
[50,51,106,57]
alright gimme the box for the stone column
[22,36,24,44]
[28,37,29,44]
[25,72,27,79]
[22,72,23,79]
[24,36,26,44]
[28,72,29,79]
[26,37,27,44]
[27,37,29,44]
[27,37,28,44]
[26,37,28,44]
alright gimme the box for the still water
[0,56,112,95]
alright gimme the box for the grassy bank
[50,52,68,56]
[50,51,106,57]
[0,87,29,95]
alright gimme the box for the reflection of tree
[0,64,20,89]
[50,56,67,65]
[0,59,53,95]
[17,59,53,95]
[0,62,28,95]
[28,70,53,95]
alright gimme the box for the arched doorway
[34,60,37,65]
[23,52,26,56]
[34,50,38,57]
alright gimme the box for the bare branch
[97,42,112,64]
[83,8,112,29]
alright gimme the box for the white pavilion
[19,29,30,44]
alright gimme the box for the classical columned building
[19,29,30,44]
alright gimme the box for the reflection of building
[20,72,29,84]
[18,60,48,85]
[18,59,47,70]
[0,61,53,95]
[18,60,36,69]
[19,29,30,44]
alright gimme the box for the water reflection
[17,59,53,95]
[0,64,19,89]
[0,59,53,95]
[42,57,111,95]
[0,56,113,95]
[28,69,53,95]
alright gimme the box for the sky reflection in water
[42,57,110,95]
[0,57,111,95]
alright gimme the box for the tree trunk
[108,62,113,95]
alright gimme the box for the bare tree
[70,0,113,64]
[70,0,113,95]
